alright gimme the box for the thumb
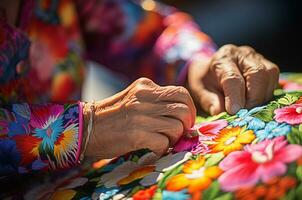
[198,88,225,115]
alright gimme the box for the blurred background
[161,0,301,72]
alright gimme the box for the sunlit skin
[1,1,280,161]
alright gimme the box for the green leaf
[299,124,302,132]
[152,189,163,200]
[202,181,221,200]
[287,127,302,145]
[280,188,295,200]
[296,166,302,181]
[252,102,279,122]
[213,193,233,200]
[295,183,302,198]
[204,152,225,168]
[277,94,299,106]
[196,112,231,123]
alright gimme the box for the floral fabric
[0,102,82,175]
[0,0,215,176]
[17,75,302,200]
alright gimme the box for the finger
[134,131,170,156]
[150,116,184,145]
[198,87,225,115]
[128,102,192,131]
[129,80,196,124]
[154,86,196,127]
[261,58,280,102]
[211,58,246,114]
[238,53,270,108]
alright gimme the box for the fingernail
[231,104,241,114]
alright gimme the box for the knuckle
[219,44,237,53]
[176,86,190,96]
[221,70,244,85]
[268,64,280,75]
[133,84,150,96]
[215,45,236,60]
[246,64,266,76]
[239,45,255,54]
[135,77,154,86]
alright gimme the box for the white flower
[100,152,158,188]
[140,151,192,186]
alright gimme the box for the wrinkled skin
[188,44,280,115]
[83,78,196,161]
[83,45,280,161]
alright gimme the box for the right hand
[82,78,196,161]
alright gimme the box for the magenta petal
[219,151,251,171]
[274,104,302,125]
[259,162,287,183]
[218,162,259,192]
[173,136,199,152]
[195,119,228,135]
[274,144,302,163]
[30,104,64,128]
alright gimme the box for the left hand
[187,44,280,115]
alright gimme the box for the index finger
[155,86,196,128]
[211,58,246,114]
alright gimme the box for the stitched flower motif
[132,185,157,200]
[218,137,302,191]
[162,190,190,200]
[209,126,255,155]
[166,156,222,194]
[255,121,291,141]
[12,104,79,169]
[173,120,227,154]
[231,107,266,131]
[101,152,192,188]
[235,176,297,200]
[274,103,302,125]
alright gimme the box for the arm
[0,17,83,175]
[75,0,216,85]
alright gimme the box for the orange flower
[296,96,302,104]
[235,176,297,200]
[210,127,255,155]
[133,185,157,200]
[297,156,302,166]
[166,157,222,194]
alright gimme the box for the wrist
[80,101,94,161]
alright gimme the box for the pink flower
[282,82,302,91]
[274,103,302,125]
[29,104,64,128]
[218,137,302,191]
[173,120,227,154]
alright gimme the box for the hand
[187,44,280,115]
[82,78,196,161]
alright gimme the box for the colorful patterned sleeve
[76,0,216,85]
[0,102,83,175]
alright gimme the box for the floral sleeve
[76,0,216,85]
[0,102,83,175]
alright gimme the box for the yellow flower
[210,126,255,155]
[166,157,222,193]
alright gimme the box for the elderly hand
[82,78,196,161]
[188,44,280,115]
